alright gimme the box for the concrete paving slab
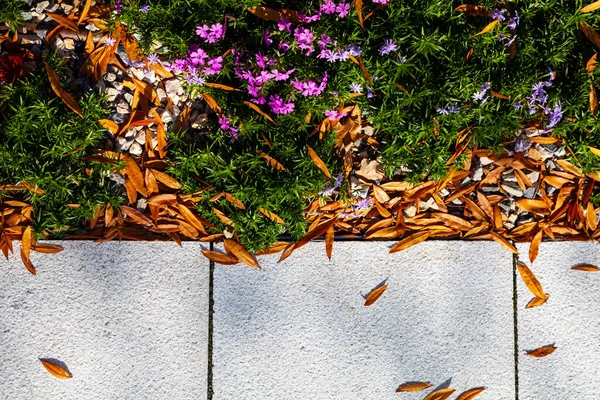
[0,241,209,400]
[213,241,515,400]
[516,241,600,400]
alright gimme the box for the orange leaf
[491,232,518,254]
[45,64,83,118]
[77,0,93,25]
[395,381,432,392]
[455,4,488,16]
[423,387,456,400]
[31,244,63,254]
[325,225,334,260]
[581,0,600,13]
[151,170,182,190]
[389,231,430,253]
[525,345,557,358]
[456,387,486,400]
[355,0,364,28]
[474,19,499,36]
[307,145,331,178]
[529,230,543,263]
[517,261,545,299]
[258,207,285,224]
[201,250,240,265]
[47,13,79,32]
[223,239,260,268]
[580,21,600,50]
[204,82,241,91]
[243,100,276,124]
[571,263,600,272]
[40,359,72,379]
[526,293,550,308]
[364,282,388,306]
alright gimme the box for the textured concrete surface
[516,241,600,400]
[213,241,515,399]
[0,241,209,400]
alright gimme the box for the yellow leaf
[395,381,432,392]
[77,0,92,25]
[40,359,72,379]
[571,263,600,272]
[423,387,456,400]
[581,0,600,13]
[45,64,83,118]
[517,261,545,299]
[526,293,550,309]
[201,250,239,265]
[456,387,486,400]
[364,282,388,306]
[243,100,276,124]
[389,231,430,253]
[474,19,499,36]
[525,345,557,358]
[307,145,331,178]
[224,239,260,268]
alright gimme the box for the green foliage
[0,57,121,237]
[0,0,26,33]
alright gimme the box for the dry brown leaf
[455,4,488,16]
[580,22,600,50]
[258,207,284,224]
[244,100,276,124]
[423,387,456,400]
[474,19,499,36]
[40,359,72,379]
[223,239,260,268]
[325,225,334,260]
[571,263,600,272]
[456,387,486,400]
[529,230,543,263]
[517,261,545,298]
[31,244,63,254]
[307,146,331,178]
[77,0,92,25]
[581,0,600,13]
[45,64,83,118]
[47,13,79,32]
[201,250,239,265]
[526,293,550,308]
[491,232,518,254]
[525,345,557,358]
[364,283,388,306]
[395,381,432,392]
[389,231,431,253]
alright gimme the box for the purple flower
[436,107,449,115]
[139,4,150,13]
[104,37,116,47]
[508,11,520,30]
[547,103,563,128]
[336,2,350,18]
[195,23,226,43]
[324,109,348,120]
[379,39,398,55]
[350,83,362,93]
[490,8,506,21]
[146,53,160,65]
[263,29,273,46]
[277,18,291,33]
[321,0,337,14]
[268,95,295,115]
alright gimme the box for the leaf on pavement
[395,381,432,392]
[517,261,545,299]
[364,282,388,306]
[525,345,557,358]
[40,359,72,379]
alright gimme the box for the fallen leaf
[526,293,550,308]
[201,250,239,265]
[529,230,543,264]
[389,231,431,253]
[517,261,545,299]
[364,283,388,306]
[223,239,260,268]
[456,387,486,400]
[423,387,456,400]
[45,64,83,118]
[307,146,331,178]
[581,0,600,13]
[525,345,557,358]
[571,263,600,272]
[40,359,72,379]
[395,381,432,392]
[474,19,499,36]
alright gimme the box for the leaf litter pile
[2,0,600,393]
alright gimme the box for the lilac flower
[139,4,150,13]
[195,23,226,43]
[115,0,121,14]
[350,83,362,93]
[263,29,273,46]
[321,0,337,14]
[436,107,449,115]
[324,109,348,120]
[219,117,231,130]
[379,39,398,55]
[508,11,520,30]
[336,3,350,18]
[104,37,116,47]
[146,53,160,65]
[354,197,372,211]
[547,103,563,128]
[277,18,291,33]
[268,95,295,114]
[490,8,506,21]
